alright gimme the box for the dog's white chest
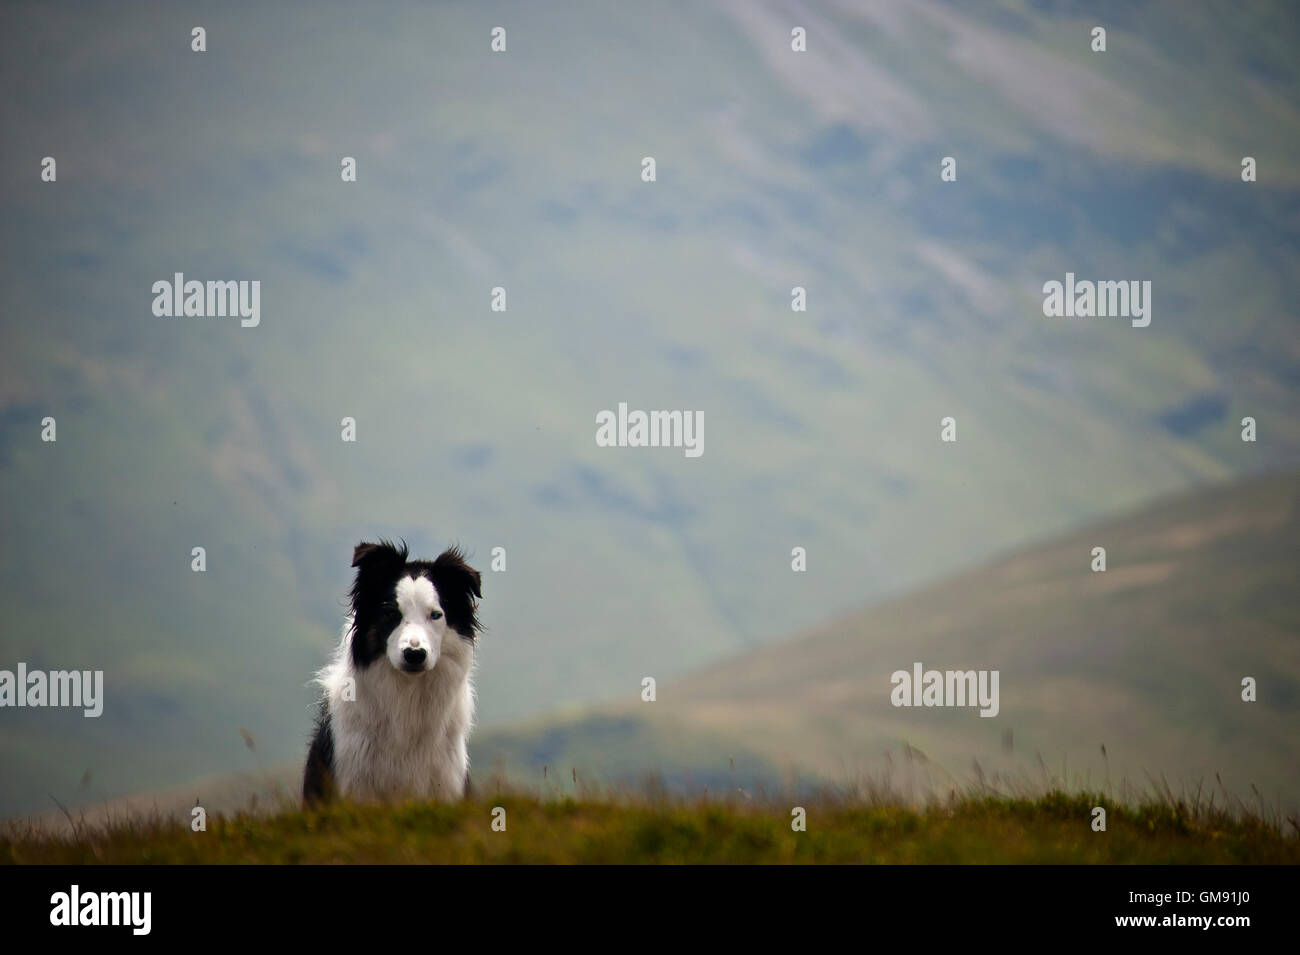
[327,662,473,802]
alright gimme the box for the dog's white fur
[316,575,476,801]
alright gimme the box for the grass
[4,786,1296,865]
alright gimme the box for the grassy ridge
[5,792,1296,865]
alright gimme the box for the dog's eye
[429,610,443,620]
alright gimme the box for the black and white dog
[303,540,483,804]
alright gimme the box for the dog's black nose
[402,647,427,667]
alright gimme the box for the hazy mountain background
[475,469,1300,811]
[1,0,1297,818]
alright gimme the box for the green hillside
[474,468,1300,812]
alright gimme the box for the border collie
[303,540,482,804]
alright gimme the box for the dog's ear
[350,540,408,587]
[434,548,482,599]
[352,539,407,569]
[429,546,482,637]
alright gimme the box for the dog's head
[348,539,483,674]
